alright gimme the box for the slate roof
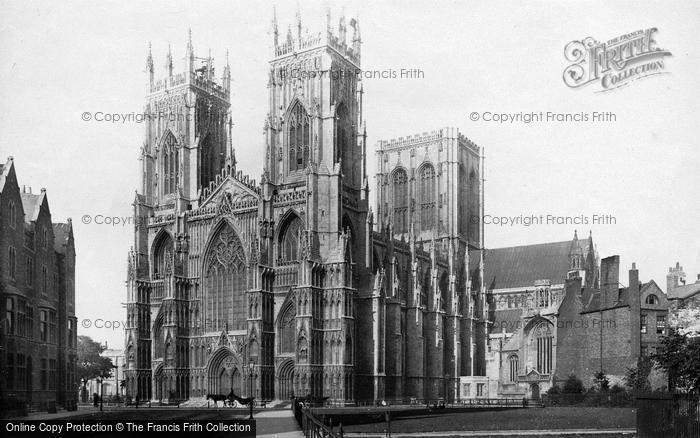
[21,192,43,222]
[52,222,72,253]
[669,281,700,300]
[483,238,590,290]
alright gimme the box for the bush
[547,385,561,395]
[562,374,584,393]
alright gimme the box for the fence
[637,393,699,438]
[293,399,343,438]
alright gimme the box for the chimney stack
[629,262,641,359]
[600,255,620,309]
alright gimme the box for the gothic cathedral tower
[261,8,367,400]
[125,32,233,401]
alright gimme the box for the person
[93,393,99,407]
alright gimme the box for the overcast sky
[1,0,698,348]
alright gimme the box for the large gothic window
[336,104,354,184]
[279,214,304,263]
[419,164,436,231]
[153,232,173,279]
[199,134,216,189]
[161,132,179,195]
[439,273,449,312]
[534,322,553,374]
[392,168,408,234]
[204,224,247,332]
[278,303,296,354]
[288,102,310,172]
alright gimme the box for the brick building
[0,157,78,411]
[124,10,488,404]
[484,233,669,397]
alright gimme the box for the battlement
[376,127,480,153]
[272,10,361,66]
[146,31,230,100]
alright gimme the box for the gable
[198,175,261,212]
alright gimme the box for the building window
[534,322,553,374]
[160,131,179,195]
[279,215,304,263]
[509,355,519,382]
[419,163,436,231]
[68,319,75,348]
[43,227,48,249]
[41,266,48,295]
[7,354,14,389]
[288,101,310,172]
[645,294,658,305]
[49,359,57,390]
[8,246,16,279]
[49,310,57,343]
[392,168,408,234]
[6,297,14,335]
[26,257,34,286]
[16,354,26,390]
[641,345,648,356]
[656,315,666,334]
[9,200,16,228]
[40,310,48,341]
[536,287,550,308]
[476,383,484,396]
[41,358,48,390]
[641,314,647,334]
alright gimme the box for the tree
[625,357,653,392]
[594,371,610,392]
[77,336,115,401]
[562,374,584,393]
[653,329,700,392]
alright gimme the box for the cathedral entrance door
[530,383,540,400]
[277,359,295,400]
[206,347,242,395]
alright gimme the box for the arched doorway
[206,347,242,395]
[154,364,164,401]
[530,383,540,400]
[277,360,295,400]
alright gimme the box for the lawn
[341,407,636,433]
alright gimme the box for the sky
[1,0,699,348]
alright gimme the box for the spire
[146,42,154,73]
[296,3,302,43]
[165,43,173,76]
[222,49,231,91]
[351,14,361,58]
[338,9,347,44]
[271,5,279,47]
[186,28,194,74]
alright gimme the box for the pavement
[3,406,305,438]
[344,429,637,437]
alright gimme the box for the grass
[341,407,636,432]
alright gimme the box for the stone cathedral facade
[124,11,486,403]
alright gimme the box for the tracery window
[161,132,179,195]
[534,323,553,374]
[288,102,310,172]
[153,233,173,279]
[419,164,436,231]
[204,224,247,332]
[279,215,304,263]
[509,354,518,382]
[336,104,354,184]
[392,169,408,234]
[536,287,550,308]
[199,134,216,189]
[279,304,296,354]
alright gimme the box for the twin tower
[124,9,487,404]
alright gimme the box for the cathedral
[124,10,486,404]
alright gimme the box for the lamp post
[247,360,256,420]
